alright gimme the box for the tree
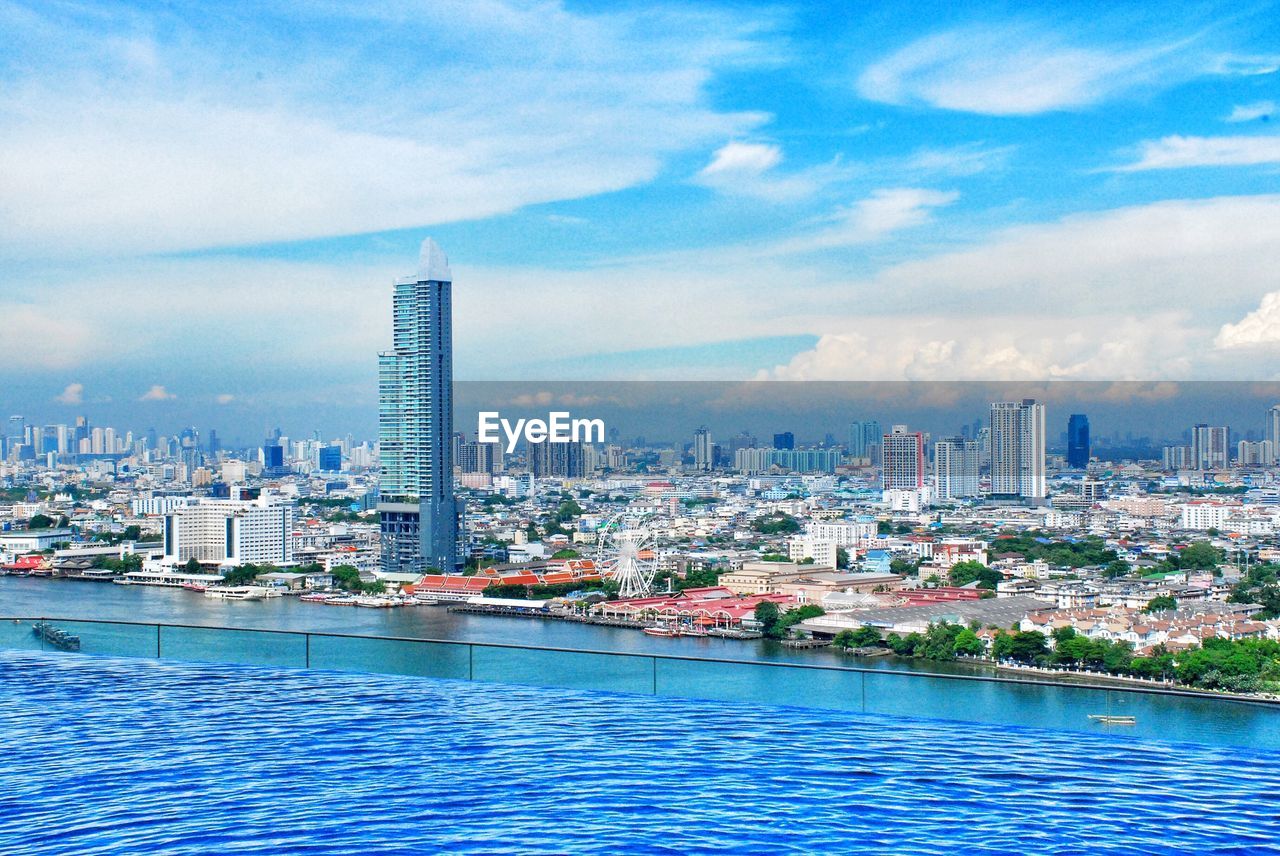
[954,628,985,657]
[184,557,202,573]
[551,548,580,559]
[1103,560,1131,579]
[836,547,850,570]
[752,513,800,535]
[753,601,781,637]
[889,557,918,576]
[27,514,55,530]
[949,560,1002,590]
[1144,595,1178,614]
[1179,542,1223,571]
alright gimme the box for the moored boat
[1087,714,1137,725]
[642,625,681,638]
[204,586,269,601]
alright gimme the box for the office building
[934,436,981,500]
[693,426,713,471]
[162,495,295,567]
[881,425,924,490]
[378,238,459,574]
[989,400,1046,501]
[772,432,794,451]
[318,445,342,472]
[1191,424,1229,470]
[850,420,882,462]
[1066,414,1090,469]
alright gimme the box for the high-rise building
[459,440,501,474]
[1268,405,1280,452]
[772,432,794,451]
[693,426,713,471]
[989,400,1046,501]
[850,420,881,462]
[1066,414,1090,469]
[934,437,980,500]
[318,445,342,472]
[378,238,459,574]
[881,425,924,490]
[530,440,585,478]
[1191,424,1229,470]
[162,495,295,567]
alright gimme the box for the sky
[2,0,1280,439]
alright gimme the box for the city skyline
[3,1,1280,429]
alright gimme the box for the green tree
[954,628,985,657]
[1144,595,1178,614]
[949,560,1002,590]
[836,547,851,569]
[1103,560,1131,579]
[889,557,918,576]
[753,601,781,637]
[27,513,55,530]
[184,557,201,573]
[752,513,801,535]
[551,548,580,559]
[1178,542,1223,571]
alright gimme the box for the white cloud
[139,385,176,401]
[216,394,235,405]
[693,141,834,201]
[1211,54,1280,76]
[856,25,1191,115]
[0,305,100,369]
[1225,101,1276,122]
[0,2,769,257]
[701,141,782,175]
[768,188,957,254]
[900,144,1015,176]
[54,383,84,405]
[760,313,1203,381]
[1215,291,1280,348]
[1116,134,1280,170]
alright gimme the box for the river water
[5,576,1280,749]
[0,576,961,672]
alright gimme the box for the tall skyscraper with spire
[378,238,458,574]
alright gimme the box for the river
[0,576,977,673]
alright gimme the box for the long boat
[1087,714,1137,725]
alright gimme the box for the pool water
[2,651,1278,855]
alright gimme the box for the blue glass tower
[378,238,458,574]
[1067,413,1090,469]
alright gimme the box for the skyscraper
[379,238,459,574]
[989,400,1046,501]
[881,425,924,490]
[1066,414,1090,469]
[693,426,713,470]
[772,431,794,451]
[934,436,980,500]
[1191,424,1229,470]
[850,419,882,463]
[1268,405,1280,456]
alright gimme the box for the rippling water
[2,651,1279,855]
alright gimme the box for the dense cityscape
[4,240,1280,699]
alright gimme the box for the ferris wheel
[595,512,659,598]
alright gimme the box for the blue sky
[2,0,1280,437]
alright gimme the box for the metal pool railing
[3,616,1278,749]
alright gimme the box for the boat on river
[642,625,680,638]
[32,621,81,652]
[1088,714,1137,725]
[204,586,269,601]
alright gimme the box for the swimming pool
[2,651,1278,855]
